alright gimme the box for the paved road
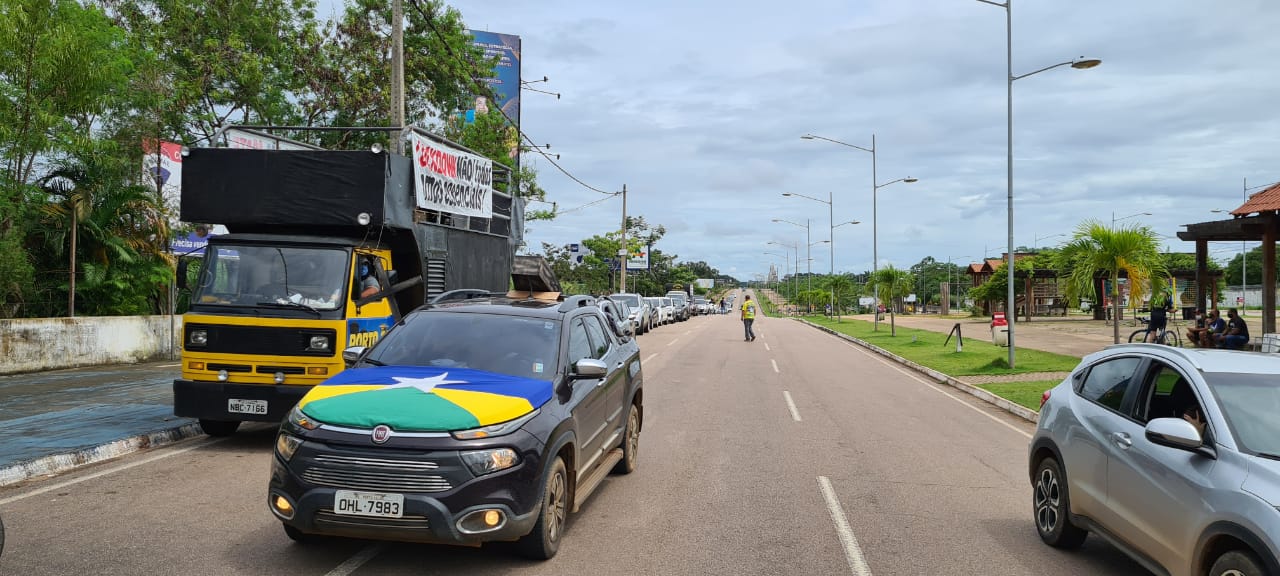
[0,290,1149,575]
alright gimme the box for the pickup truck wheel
[199,419,241,437]
[1210,550,1265,576]
[612,404,640,475]
[517,456,567,560]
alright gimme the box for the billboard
[467,31,521,126]
[626,245,650,271]
[223,128,319,151]
[568,243,592,268]
[695,279,714,289]
[142,140,183,227]
[410,132,494,219]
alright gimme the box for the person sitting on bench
[1218,308,1250,350]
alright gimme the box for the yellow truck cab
[174,132,519,436]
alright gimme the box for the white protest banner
[410,133,493,219]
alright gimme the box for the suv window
[362,311,560,380]
[1078,357,1142,412]
[582,314,611,359]
[567,319,593,367]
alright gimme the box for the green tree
[1055,220,1167,343]
[869,265,914,335]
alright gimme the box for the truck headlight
[189,329,208,346]
[307,336,330,351]
[276,433,303,461]
[461,448,519,476]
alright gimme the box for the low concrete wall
[0,316,182,375]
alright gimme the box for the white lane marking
[783,391,802,421]
[324,544,385,576]
[838,340,1032,439]
[818,476,873,576]
[644,353,658,363]
[667,337,680,347]
[764,342,771,351]
[771,359,780,373]
[0,437,222,505]
[155,363,180,368]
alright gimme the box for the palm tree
[1056,220,1167,344]
[829,275,856,322]
[869,265,915,336]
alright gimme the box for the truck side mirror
[177,259,189,291]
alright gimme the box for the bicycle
[1128,316,1181,347]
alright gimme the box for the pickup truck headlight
[287,406,320,431]
[276,433,303,461]
[451,409,539,440]
[189,329,208,346]
[461,448,519,476]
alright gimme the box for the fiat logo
[371,425,392,444]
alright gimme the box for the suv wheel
[517,456,568,560]
[613,404,640,475]
[1033,457,1087,548]
[1210,550,1265,576]
[199,419,241,437]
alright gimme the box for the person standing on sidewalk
[741,295,757,341]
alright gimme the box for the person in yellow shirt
[741,294,757,341]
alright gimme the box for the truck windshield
[192,244,350,311]
[363,312,561,381]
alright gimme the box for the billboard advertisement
[142,140,183,227]
[695,279,714,290]
[467,30,521,126]
[223,128,319,151]
[410,132,494,219]
[626,245,650,271]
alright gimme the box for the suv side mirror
[571,358,607,379]
[1145,417,1214,457]
[342,346,367,367]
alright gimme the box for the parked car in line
[1030,344,1280,576]
[666,292,691,321]
[659,298,676,325]
[269,293,643,560]
[645,297,669,327]
[597,297,634,341]
[692,298,709,315]
[610,293,651,335]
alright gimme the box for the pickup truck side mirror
[342,346,367,367]
[570,358,607,380]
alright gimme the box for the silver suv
[1030,344,1280,576]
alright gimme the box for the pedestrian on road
[741,295,757,341]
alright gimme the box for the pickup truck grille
[301,456,452,493]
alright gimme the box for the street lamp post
[1111,211,1152,228]
[768,240,799,311]
[801,133,915,329]
[773,218,814,311]
[764,251,787,302]
[783,191,861,319]
[974,0,1100,368]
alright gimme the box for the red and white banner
[410,133,493,219]
[142,139,183,225]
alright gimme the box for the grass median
[801,316,1080,376]
[976,381,1063,411]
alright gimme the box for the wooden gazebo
[1177,183,1280,335]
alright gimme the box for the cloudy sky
[449,0,1280,282]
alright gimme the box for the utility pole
[620,185,628,293]
[390,0,405,154]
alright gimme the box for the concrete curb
[796,319,1041,424]
[0,422,204,488]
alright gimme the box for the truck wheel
[612,404,640,475]
[199,419,241,437]
[517,456,568,560]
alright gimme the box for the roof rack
[428,289,502,306]
[557,295,596,312]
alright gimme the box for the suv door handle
[1112,432,1132,448]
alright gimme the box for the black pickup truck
[267,292,643,559]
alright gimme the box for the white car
[660,297,677,325]
[611,293,651,334]
[645,297,669,326]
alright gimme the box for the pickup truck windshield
[365,312,561,381]
[192,244,350,311]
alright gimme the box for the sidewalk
[0,361,197,485]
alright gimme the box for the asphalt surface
[0,290,1151,575]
